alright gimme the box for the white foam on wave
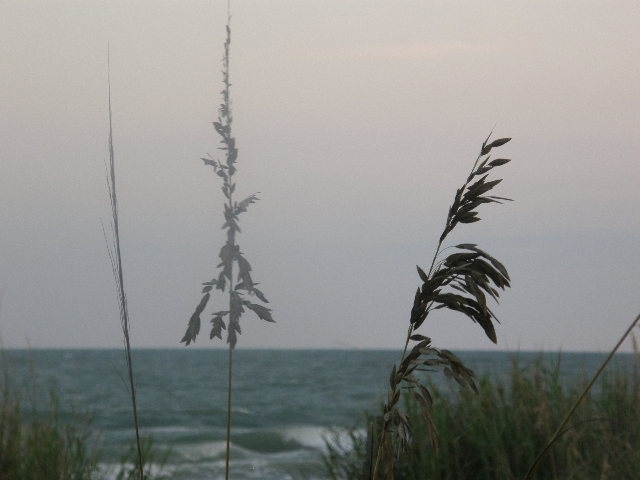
[232,405,253,415]
[176,440,228,461]
[95,461,177,480]
[144,425,192,435]
[281,424,355,451]
[97,433,332,480]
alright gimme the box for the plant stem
[225,342,233,480]
[524,311,640,480]
[123,328,144,480]
[372,236,446,479]
[371,430,385,480]
[225,188,234,479]
[107,50,144,480]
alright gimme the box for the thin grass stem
[225,191,234,479]
[225,344,233,479]
[106,47,144,480]
[524,311,640,480]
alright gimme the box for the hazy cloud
[1,1,638,352]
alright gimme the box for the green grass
[0,376,98,480]
[326,352,640,480]
[0,354,169,480]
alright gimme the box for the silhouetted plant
[103,51,144,480]
[372,134,513,479]
[180,12,273,480]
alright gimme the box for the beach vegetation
[5,4,639,480]
[180,8,273,480]
[0,352,169,480]
[0,356,98,480]
[326,350,640,479]
[103,50,144,479]
[524,313,640,478]
[372,134,513,477]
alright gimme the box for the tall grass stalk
[103,50,144,480]
[372,134,513,479]
[181,12,273,479]
[524,311,640,479]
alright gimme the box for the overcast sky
[1,1,639,352]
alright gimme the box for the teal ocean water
[1,349,634,479]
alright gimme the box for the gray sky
[1,1,639,352]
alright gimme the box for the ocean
[1,348,634,479]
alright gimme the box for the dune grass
[372,134,513,477]
[180,9,273,480]
[0,49,164,480]
[5,6,636,480]
[524,312,640,478]
[325,350,640,480]
[0,356,98,480]
[103,50,144,479]
[0,352,170,480]
[0,393,97,480]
